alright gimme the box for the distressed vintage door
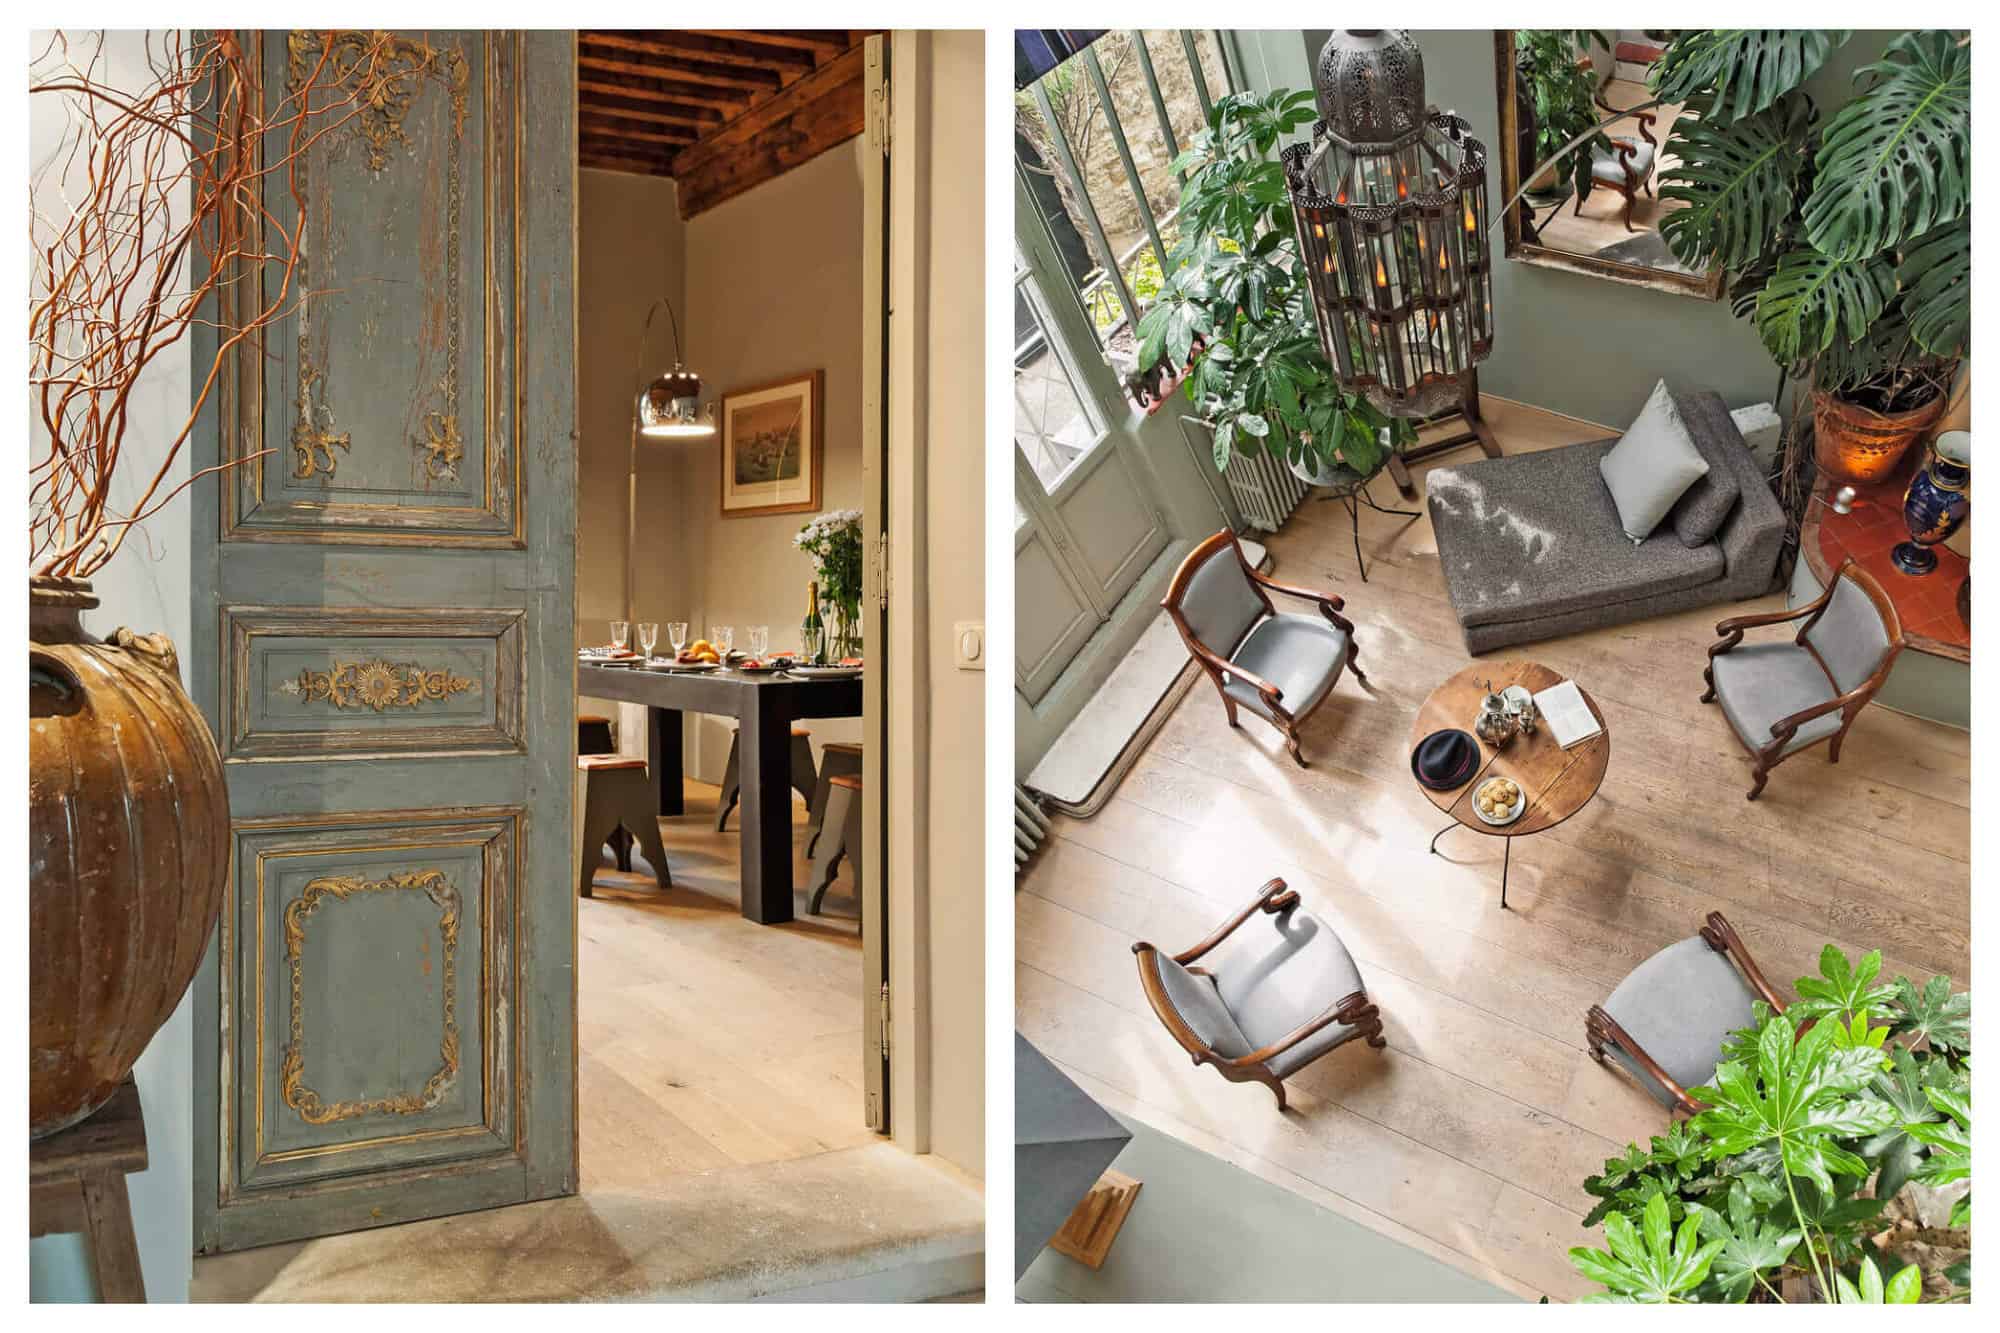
[859,32,893,1133]
[188,30,577,1251]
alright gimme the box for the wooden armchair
[1133,878,1385,1111]
[1587,912,1787,1115]
[1161,530,1364,766]
[1577,75,1659,233]
[1701,557,1904,799]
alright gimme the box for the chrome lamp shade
[637,365,715,439]
[1283,30,1494,419]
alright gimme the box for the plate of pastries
[1472,775,1525,826]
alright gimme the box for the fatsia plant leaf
[1834,1255,1924,1303]
[1571,1192,1726,1304]
[1657,95,1813,271]
[1650,30,1849,122]
[1689,1179,1801,1303]
[1900,219,1971,360]
[1906,1082,1970,1226]
[1754,248,1897,368]
[1858,1046,1953,1202]
[1688,1015,1895,1200]
[1789,943,1898,1028]
[1803,30,1971,259]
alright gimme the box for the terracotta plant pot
[1811,385,1948,486]
[28,576,228,1138]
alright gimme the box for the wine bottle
[803,581,824,664]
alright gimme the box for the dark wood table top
[576,662,862,718]
[1408,660,1611,838]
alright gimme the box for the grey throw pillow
[1666,387,1744,547]
[1599,380,1710,543]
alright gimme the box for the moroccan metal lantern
[1283,30,1494,419]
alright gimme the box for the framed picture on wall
[719,370,823,518]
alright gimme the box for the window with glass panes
[1013,31,1237,393]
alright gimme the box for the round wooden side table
[1408,661,1611,908]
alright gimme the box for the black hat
[1411,728,1478,791]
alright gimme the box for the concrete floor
[192,1143,984,1302]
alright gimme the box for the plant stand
[1311,466,1423,583]
[29,1076,148,1302]
[1383,370,1503,498]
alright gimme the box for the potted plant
[27,30,412,1136]
[794,508,865,658]
[1137,89,1414,486]
[1651,30,1969,518]
[1571,944,1969,1303]
[1515,29,1612,203]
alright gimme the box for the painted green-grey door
[188,30,577,1252]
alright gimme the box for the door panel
[190,29,576,1252]
[1014,518,1098,703]
[859,33,892,1133]
[1048,443,1167,606]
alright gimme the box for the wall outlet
[952,621,984,670]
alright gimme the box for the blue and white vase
[1893,430,1970,576]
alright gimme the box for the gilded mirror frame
[1493,31,1724,300]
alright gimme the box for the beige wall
[577,168,686,727]
[675,140,868,779]
[916,28,986,1180]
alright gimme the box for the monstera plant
[1572,945,1971,1303]
[1137,89,1414,481]
[1649,29,1969,528]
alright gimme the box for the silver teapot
[1474,680,1517,748]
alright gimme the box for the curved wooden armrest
[1699,912,1787,1015]
[1764,678,1878,749]
[1710,595,1829,661]
[1174,877,1294,966]
[1217,990,1375,1069]
[1246,569,1355,635]
[1588,1004,1704,1115]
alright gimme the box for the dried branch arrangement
[28,29,434,577]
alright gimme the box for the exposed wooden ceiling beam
[577,38,778,94]
[581,118,696,149]
[688,30,851,58]
[578,92,717,131]
[596,30,818,74]
[672,43,866,219]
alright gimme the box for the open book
[1532,679,1602,748]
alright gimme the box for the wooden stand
[30,1076,149,1302]
[1384,371,1502,498]
[1047,1169,1142,1270]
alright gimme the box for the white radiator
[1014,785,1051,875]
[1221,445,1308,533]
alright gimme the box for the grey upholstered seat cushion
[1427,442,1725,630]
[1667,393,1746,548]
[1144,950,1252,1060]
[1807,574,1893,693]
[1711,641,1842,755]
[1208,907,1365,1078]
[1603,936,1759,1103]
[1224,613,1347,719]
[1591,137,1656,184]
[1600,380,1711,542]
[1180,545,1267,657]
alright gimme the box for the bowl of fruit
[1472,775,1524,826]
[659,638,723,671]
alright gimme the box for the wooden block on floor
[1048,1169,1143,1270]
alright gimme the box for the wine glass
[610,620,630,653]
[667,622,688,656]
[637,622,659,660]
[747,625,769,659]
[710,625,734,657]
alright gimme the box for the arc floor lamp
[625,296,714,623]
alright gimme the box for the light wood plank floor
[1015,397,1970,1303]
[579,779,876,1194]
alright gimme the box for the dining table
[577,662,863,925]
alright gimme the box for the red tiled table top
[1805,450,1969,659]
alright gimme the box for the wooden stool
[806,772,863,914]
[575,755,671,897]
[806,741,863,857]
[716,725,816,831]
[30,1075,147,1302]
[577,713,615,755]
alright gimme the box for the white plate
[1471,777,1526,826]
[788,665,862,679]
[646,659,718,673]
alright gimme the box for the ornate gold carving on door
[278,658,479,712]
[284,30,471,489]
[279,869,461,1125]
